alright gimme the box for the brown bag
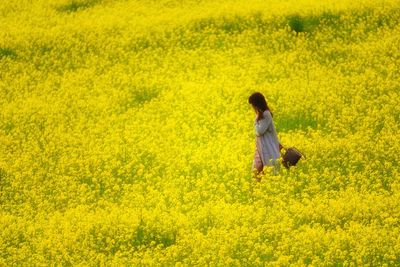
[280,146,306,169]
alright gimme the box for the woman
[248,92,282,181]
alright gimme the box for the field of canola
[1,0,400,265]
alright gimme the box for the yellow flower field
[1,0,399,265]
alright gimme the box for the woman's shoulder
[263,109,272,117]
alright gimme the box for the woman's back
[254,109,280,166]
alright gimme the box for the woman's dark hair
[248,92,273,118]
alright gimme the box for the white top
[254,109,281,166]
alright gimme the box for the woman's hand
[279,143,284,151]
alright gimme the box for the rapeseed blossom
[0,0,399,265]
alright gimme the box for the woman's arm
[254,111,272,136]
